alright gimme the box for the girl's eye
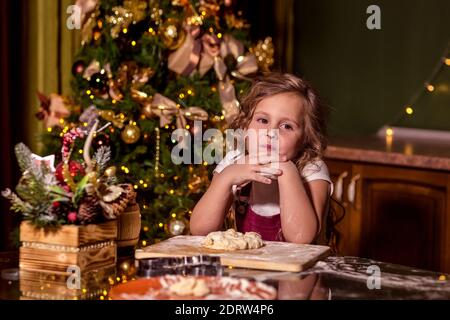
[256,118,268,124]
[281,123,293,130]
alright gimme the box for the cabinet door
[324,159,358,255]
[352,164,450,273]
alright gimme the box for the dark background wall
[0,0,29,250]
[243,0,450,136]
[295,0,450,136]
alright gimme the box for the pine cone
[100,184,136,219]
[78,195,101,224]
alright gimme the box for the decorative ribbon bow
[168,31,258,124]
[150,93,209,130]
[35,92,71,128]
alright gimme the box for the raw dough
[168,277,210,297]
[201,229,264,250]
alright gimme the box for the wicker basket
[116,204,141,248]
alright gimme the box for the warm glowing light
[385,128,394,137]
[426,84,435,92]
[405,106,414,115]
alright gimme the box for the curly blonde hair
[230,72,329,172]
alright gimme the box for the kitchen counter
[325,135,450,171]
[1,251,449,300]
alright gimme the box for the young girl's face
[246,92,304,161]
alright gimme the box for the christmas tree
[37,0,274,244]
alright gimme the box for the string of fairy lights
[385,41,450,137]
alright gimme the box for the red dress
[235,204,285,242]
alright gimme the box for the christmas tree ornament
[89,72,108,90]
[131,88,151,104]
[80,7,101,45]
[123,0,148,22]
[168,26,202,76]
[104,166,117,177]
[199,0,221,17]
[249,37,275,72]
[160,18,186,50]
[108,79,124,101]
[121,123,141,144]
[131,67,155,89]
[35,92,71,128]
[98,110,127,129]
[72,60,86,76]
[142,102,154,119]
[107,1,147,39]
[169,219,186,236]
[82,60,101,81]
[75,0,99,26]
[79,105,99,129]
[55,160,86,184]
[30,153,56,172]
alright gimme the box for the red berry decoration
[52,201,60,208]
[67,212,77,223]
[55,160,86,183]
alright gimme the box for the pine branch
[14,143,33,173]
[1,188,34,215]
[93,145,111,172]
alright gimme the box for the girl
[190,73,334,245]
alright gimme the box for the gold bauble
[168,219,186,236]
[121,124,141,144]
[160,18,186,50]
[104,166,117,177]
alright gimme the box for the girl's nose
[267,129,278,139]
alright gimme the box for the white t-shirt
[213,150,334,217]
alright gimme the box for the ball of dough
[201,229,264,250]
